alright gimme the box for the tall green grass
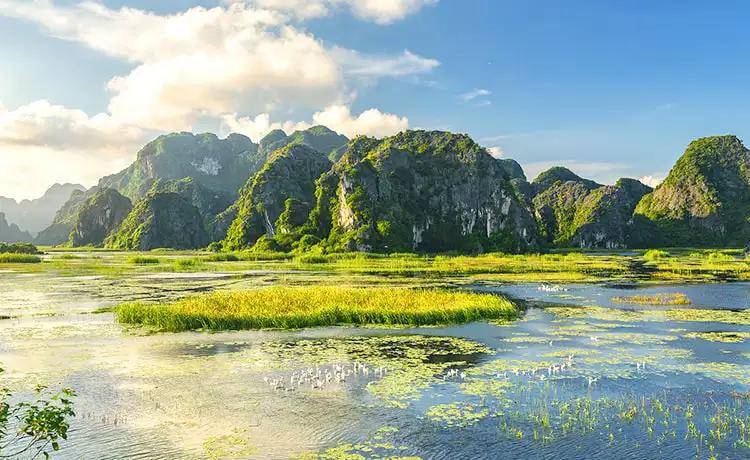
[115,286,517,331]
[128,256,160,265]
[643,249,670,262]
[0,253,42,263]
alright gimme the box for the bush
[0,242,41,254]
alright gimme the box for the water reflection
[0,273,748,459]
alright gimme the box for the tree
[0,367,75,459]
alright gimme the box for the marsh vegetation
[0,249,748,459]
[116,286,517,331]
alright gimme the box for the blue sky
[1,0,749,199]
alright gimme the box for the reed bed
[0,253,42,263]
[612,293,692,305]
[127,256,160,265]
[115,286,517,331]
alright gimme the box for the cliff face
[99,132,262,202]
[223,144,332,250]
[35,189,91,245]
[634,135,750,246]
[105,192,208,250]
[532,172,651,249]
[69,189,132,247]
[308,131,539,253]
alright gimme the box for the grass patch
[205,253,240,262]
[643,249,669,262]
[174,258,201,269]
[683,331,750,343]
[54,254,81,260]
[612,293,691,305]
[0,253,42,263]
[128,256,160,265]
[115,286,517,331]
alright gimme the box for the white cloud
[223,104,409,141]
[333,47,439,78]
[0,100,146,200]
[0,1,435,198]
[221,113,310,142]
[639,175,664,188]
[487,146,504,158]
[460,88,491,103]
[249,0,437,24]
[342,0,437,24]
[0,1,435,131]
[0,100,143,151]
[312,104,408,138]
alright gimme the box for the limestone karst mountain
[0,212,33,243]
[634,135,750,247]
[0,183,85,235]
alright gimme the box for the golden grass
[115,286,517,331]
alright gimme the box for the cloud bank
[0,0,438,199]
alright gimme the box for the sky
[2,0,750,200]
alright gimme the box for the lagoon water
[1,269,749,459]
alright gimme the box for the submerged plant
[612,293,691,305]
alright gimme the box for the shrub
[0,242,41,254]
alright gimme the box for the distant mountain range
[0,183,85,236]
[6,127,749,252]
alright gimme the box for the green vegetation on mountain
[304,131,538,253]
[26,128,750,252]
[99,132,262,201]
[34,188,90,245]
[533,177,651,248]
[532,166,601,194]
[498,158,527,181]
[105,192,208,250]
[258,125,348,160]
[223,144,332,250]
[68,188,132,247]
[634,135,750,246]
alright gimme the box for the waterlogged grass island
[115,286,518,331]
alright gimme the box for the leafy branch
[0,367,76,459]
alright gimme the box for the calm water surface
[1,271,748,459]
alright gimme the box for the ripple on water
[3,272,750,459]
